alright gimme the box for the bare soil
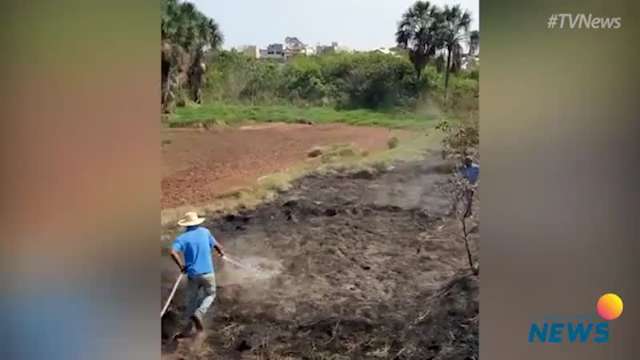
[162,123,409,209]
[161,156,479,359]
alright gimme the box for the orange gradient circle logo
[596,293,623,321]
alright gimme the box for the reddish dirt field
[162,123,407,209]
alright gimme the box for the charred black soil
[161,156,479,359]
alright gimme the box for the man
[462,156,479,185]
[170,211,225,336]
[461,156,479,217]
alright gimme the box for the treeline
[162,0,479,115]
[199,51,477,111]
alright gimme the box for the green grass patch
[169,103,436,129]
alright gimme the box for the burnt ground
[161,155,479,359]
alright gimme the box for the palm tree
[202,19,223,51]
[161,40,175,113]
[161,0,179,40]
[439,5,471,100]
[468,30,479,57]
[448,42,464,74]
[395,1,442,79]
[161,0,223,109]
[161,0,179,112]
[187,16,223,103]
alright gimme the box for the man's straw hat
[178,211,205,227]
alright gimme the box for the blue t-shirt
[462,163,480,185]
[172,226,218,277]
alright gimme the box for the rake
[160,255,256,318]
[161,273,184,318]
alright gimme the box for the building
[260,43,285,61]
[284,36,306,58]
[285,37,304,49]
[335,43,352,53]
[258,38,315,61]
[373,47,392,55]
[315,45,333,55]
[316,42,337,55]
[267,43,284,55]
[315,41,352,55]
[239,45,259,59]
[370,47,403,57]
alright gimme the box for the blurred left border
[0,1,160,359]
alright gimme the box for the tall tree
[439,5,471,100]
[395,1,442,79]
[161,0,178,112]
[161,0,223,110]
[449,42,464,74]
[468,30,479,57]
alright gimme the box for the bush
[202,51,427,110]
[324,53,418,109]
[446,77,479,115]
[439,117,479,159]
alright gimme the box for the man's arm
[208,230,225,258]
[170,249,187,273]
[213,243,225,258]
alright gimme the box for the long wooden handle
[161,273,184,318]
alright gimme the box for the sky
[189,0,479,51]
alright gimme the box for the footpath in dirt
[161,155,479,360]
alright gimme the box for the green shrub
[202,51,428,110]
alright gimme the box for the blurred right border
[481,0,639,358]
